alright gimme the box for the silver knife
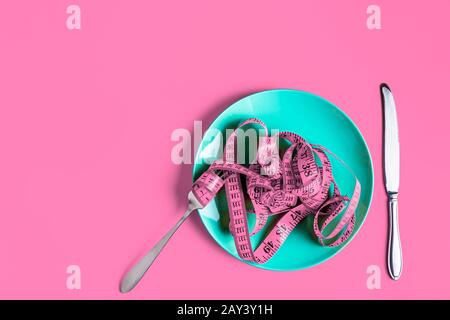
[381,83,402,280]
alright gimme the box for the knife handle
[388,193,403,280]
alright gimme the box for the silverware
[381,83,402,280]
[120,191,203,293]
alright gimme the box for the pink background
[0,0,449,299]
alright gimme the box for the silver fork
[120,191,203,293]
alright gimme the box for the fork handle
[120,208,194,293]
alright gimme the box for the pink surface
[0,0,449,299]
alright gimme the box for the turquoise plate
[192,89,373,271]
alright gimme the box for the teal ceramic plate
[192,89,373,271]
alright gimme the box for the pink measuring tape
[192,118,361,264]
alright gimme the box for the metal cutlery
[381,83,403,280]
[120,191,203,293]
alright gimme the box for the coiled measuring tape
[192,118,361,264]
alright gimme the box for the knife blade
[381,83,403,280]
